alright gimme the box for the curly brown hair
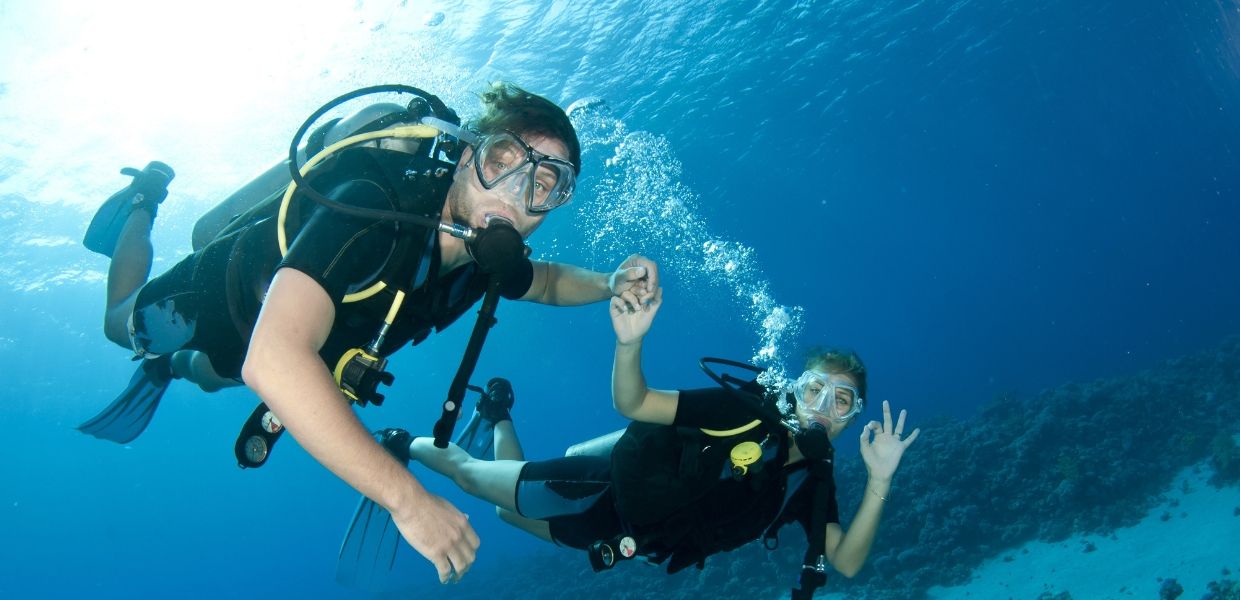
[470,82,581,173]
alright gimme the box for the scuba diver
[78,82,659,584]
[346,284,921,598]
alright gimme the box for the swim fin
[453,411,493,460]
[83,161,175,257]
[453,377,515,461]
[337,379,513,591]
[78,355,175,443]
[337,428,413,591]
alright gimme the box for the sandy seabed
[799,461,1239,600]
[922,463,1240,600]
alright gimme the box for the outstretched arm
[522,254,659,308]
[243,269,479,584]
[824,401,921,577]
[610,286,680,424]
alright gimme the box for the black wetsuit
[128,151,533,379]
[513,387,839,563]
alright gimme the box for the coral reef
[1210,433,1240,487]
[1036,592,1073,600]
[1160,577,1184,600]
[1204,579,1240,600]
[827,335,1240,598]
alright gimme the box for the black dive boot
[376,428,414,464]
[452,377,516,460]
[479,377,515,423]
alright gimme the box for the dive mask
[792,370,863,423]
[473,130,576,213]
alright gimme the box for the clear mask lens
[793,370,863,423]
[475,132,575,212]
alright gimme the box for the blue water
[1,0,1237,598]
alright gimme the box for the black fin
[336,497,402,590]
[453,410,495,460]
[78,356,174,443]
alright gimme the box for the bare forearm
[611,342,648,418]
[829,477,891,577]
[527,261,610,306]
[244,338,427,520]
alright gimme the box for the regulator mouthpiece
[467,219,530,277]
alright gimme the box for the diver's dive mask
[792,370,864,424]
[472,130,576,213]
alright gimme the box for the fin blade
[336,497,402,590]
[453,410,495,460]
[82,189,135,258]
[78,359,171,443]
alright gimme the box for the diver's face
[447,132,569,239]
[795,372,860,440]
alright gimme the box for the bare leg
[103,208,154,348]
[408,437,555,542]
[493,421,524,461]
[101,210,242,393]
[497,507,552,542]
[409,438,524,512]
[489,420,552,541]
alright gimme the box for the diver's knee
[497,506,520,525]
[103,322,130,349]
[103,309,132,349]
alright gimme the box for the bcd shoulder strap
[763,459,836,600]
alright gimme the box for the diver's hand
[391,491,480,584]
[858,400,920,483]
[611,286,663,345]
[608,254,659,311]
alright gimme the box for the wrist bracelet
[869,488,888,502]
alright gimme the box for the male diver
[80,82,658,584]
[352,285,920,598]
